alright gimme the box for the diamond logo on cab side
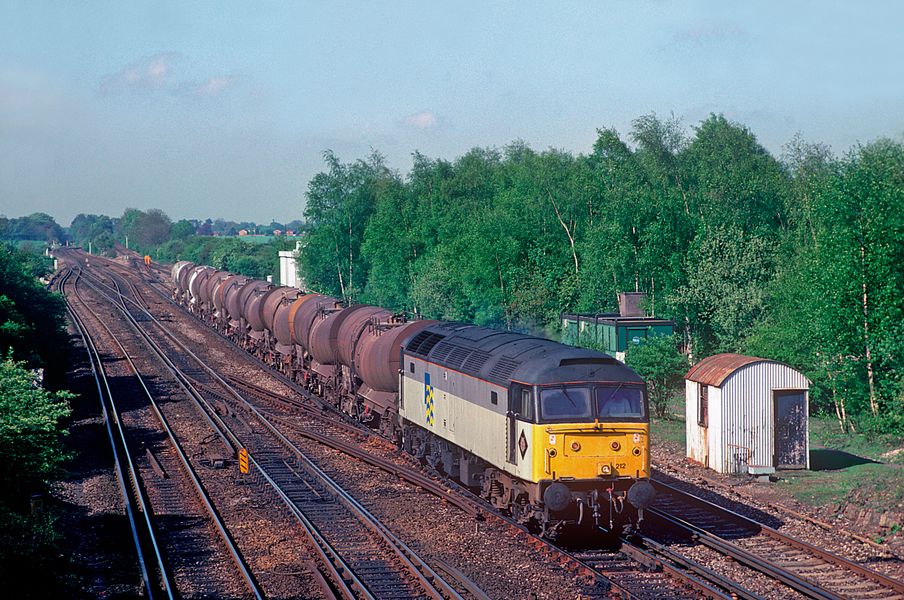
[518,430,528,459]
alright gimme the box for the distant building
[279,241,305,289]
[685,353,810,476]
[273,229,283,236]
[238,229,248,236]
[561,292,674,361]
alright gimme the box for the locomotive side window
[520,388,534,420]
[409,362,415,373]
[491,391,498,405]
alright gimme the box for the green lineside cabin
[562,293,675,361]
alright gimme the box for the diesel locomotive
[170,261,655,536]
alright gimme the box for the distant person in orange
[144,255,151,267]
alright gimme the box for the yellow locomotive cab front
[524,381,656,533]
[534,421,649,481]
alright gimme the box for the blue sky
[2,2,902,225]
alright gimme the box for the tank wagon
[170,265,655,536]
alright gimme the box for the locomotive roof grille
[430,340,455,362]
[405,331,446,356]
[447,345,472,369]
[558,357,618,367]
[462,349,492,373]
[489,357,521,381]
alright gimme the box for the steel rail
[77,267,364,600]
[60,268,170,599]
[650,480,904,598]
[78,263,461,600]
[118,255,746,599]
[68,266,265,600]
[81,253,768,599]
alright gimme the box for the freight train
[170,261,655,537]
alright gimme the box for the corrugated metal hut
[685,354,810,475]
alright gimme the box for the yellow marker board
[238,448,249,474]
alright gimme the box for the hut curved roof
[684,353,796,387]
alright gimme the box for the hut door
[774,391,807,469]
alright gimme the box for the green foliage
[0,357,71,500]
[155,235,295,282]
[171,219,196,240]
[68,213,114,250]
[0,213,65,244]
[297,115,903,436]
[0,245,68,373]
[624,334,687,418]
[301,150,389,300]
[0,357,72,594]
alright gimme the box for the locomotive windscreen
[539,384,646,422]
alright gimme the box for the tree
[170,219,195,240]
[681,114,788,234]
[0,356,71,593]
[625,334,686,418]
[0,357,71,502]
[130,209,172,249]
[672,226,775,355]
[0,245,68,376]
[198,219,214,236]
[1,214,65,243]
[301,150,391,300]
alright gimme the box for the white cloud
[101,52,180,94]
[402,110,438,129]
[195,76,234,97]
[100,54,234,99]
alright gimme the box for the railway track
[69,251,904,600]
[60,268,168,599]
[69,256,475,600]
[96,255,752,598]
[648,480,904,600]
[62,267,261,599]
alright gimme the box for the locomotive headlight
[570,441,581,452]
[610,441,620,451]
[548,448,557,457]
[632,447,642,456]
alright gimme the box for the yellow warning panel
[238,448,248,474]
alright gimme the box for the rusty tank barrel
[188,266,215,302]
[216,275,245,317]
[293,295,338,352]
[171,261,193,286]
[355,320,438,392]
[272,293,309,347]
[336,306,392,368]
[200,270,230,306]
[261,287,300,334]
[225,278,261,323]
[238,280,271,323]
[308,304,371,365]
[244,288,270,332]
[176,262,196,294]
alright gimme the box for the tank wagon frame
[170,263,655,536]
